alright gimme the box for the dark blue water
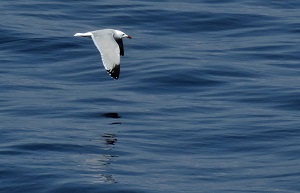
[1,1,300,192]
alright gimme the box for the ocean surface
[1,1,300,192]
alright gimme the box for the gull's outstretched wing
[91,29,121,79]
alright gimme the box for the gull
[74,29,132,79]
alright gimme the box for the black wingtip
[107,65,120,80]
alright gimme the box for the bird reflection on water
[101,112,121,146]
[102,112,122,125]
[81,112,121,184]
[102,134,117,145]
[102,112,121,119]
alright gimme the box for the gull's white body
[74,29,132,79]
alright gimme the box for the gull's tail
[74,32,92,37]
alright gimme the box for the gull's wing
[91,30,121,79]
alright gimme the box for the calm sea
[1,1,300,192]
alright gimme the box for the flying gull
[74,29,132,79]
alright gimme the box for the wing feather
[91,30,121,79]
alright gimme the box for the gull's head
[114,30,132,39]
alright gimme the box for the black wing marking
[116,39,124,56]
[107,64,120,79]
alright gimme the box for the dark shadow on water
[101,112,122,125]
[110,122,121,125]
[102,134,117,145]
[102,112,121,119]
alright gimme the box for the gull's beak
[127,35,132,39]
